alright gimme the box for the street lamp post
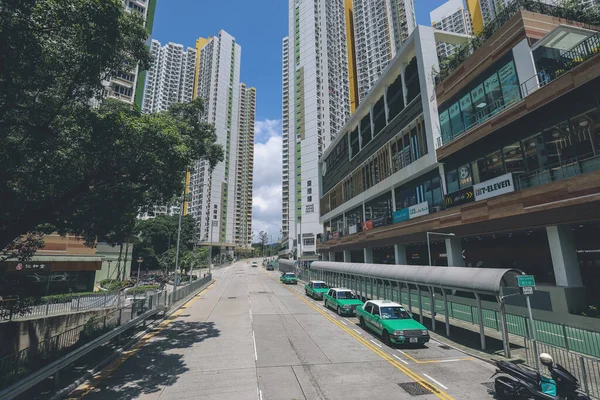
[136,257,143,286]
[426,232,455,266]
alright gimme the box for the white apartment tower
[352,0,416,102]
[283,0,351,257]
[235,84,256,249]
[142,40,197,114]
[189,31,251,253]
[281,37,291,242]
[431,0,473,59]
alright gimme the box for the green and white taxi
[280,272,298,285]
[323,288,363,316]
[356,300,429,346]
[304,280,330,300]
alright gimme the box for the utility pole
[173,184,185,297]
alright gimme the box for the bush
[99,279,131,291]
[127,285,158,295]
[79,316,111,343]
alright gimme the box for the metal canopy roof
[310,262,522,295]
[279,259,297,267]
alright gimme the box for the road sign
[517,275,535,288]
[521,286,534,295]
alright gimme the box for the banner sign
[348,224,358,235]
[444,186,475,208]
[474,173,514,201]
[362,220,373,231]
[393,201,429,224]
[373,216,387,228]
[409,202,430,219]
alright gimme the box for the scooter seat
[497,360,540,383]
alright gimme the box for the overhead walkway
[309,262,600,359]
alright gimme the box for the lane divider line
[353,329,362,335]
[370,340,383,348]
[393,354,409,365]
[424,374,449,390]
[262,270,454,400]
[252,331,258,361]
[70,281,217,399]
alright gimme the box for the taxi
[280,272,298,285]
[323,288,363,316]
[304,280,329,300]
[356,300,429,346]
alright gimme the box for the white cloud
[252,120,282,243]
[254,119,281,143]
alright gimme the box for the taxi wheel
[359,317,366,327]
[305,289,309,296]
[382,330,392,346]
[337,306,342,316]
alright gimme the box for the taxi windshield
[285,273,296,277]
[313,282,328,288]
[380,307,411,320]
[337,291,356,299]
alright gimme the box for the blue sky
[152,0,450,239]
[152,0,449,137]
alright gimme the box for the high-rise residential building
[235,84,256,249]
[352,0,416,102]
[189,30,254,254]
[431,0,473,59]
[282,0,351,259]
[104,0,157,105]
[281,37,291,242]
[142,40,197,114]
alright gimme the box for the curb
[51,280,214,400]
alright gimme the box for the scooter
[492,353,591,399]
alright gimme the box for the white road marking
[339,320,347,325]
[397,350,407,355]
[393,354,409,365]
[423,374,448,389]
[259,389,263,400]
[370,340,382,348]
[353,329,362,335]
[252,331,258,361]
[344,318,353,323]
[434,358,471,363]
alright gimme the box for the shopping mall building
[317,9,600,320]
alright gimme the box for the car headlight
[343,305,351,309]
[393,330,404,336]
[421,330,428,335]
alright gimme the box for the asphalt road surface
[70,260,498,400]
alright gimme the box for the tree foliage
[0,0,223,256]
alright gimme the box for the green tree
[0,0,223,257]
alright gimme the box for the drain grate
[397,381,440,396]
[258,291,267,293]
[438,345,451,350]
[228,296,237,299]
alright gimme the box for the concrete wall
[0,308,119,358]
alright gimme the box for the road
[71,260,498,400]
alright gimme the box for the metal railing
[515,154,600,191]
[1,292,126,321]
[0,274,213,396]
[524,338,600,399]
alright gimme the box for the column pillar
[445,237,464,267]
[394,244,407,265]
[546,226,583,287]
[343,250,351,263]
[364,247,374,263]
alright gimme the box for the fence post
[76,296,81,311]
[562,324,570,351]
[579,356,589,395]
[45,299,50,316]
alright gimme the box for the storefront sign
[393,208,410,223]
[393,202,430,223]
[305,204,314,213]
[362,220,373,231]
[474,173,514,201]
[348,224,358,235]
[499,61,520,104]
[333,231,339,239]
[9,262,48,272]
[444,186,475,208]
[409,202,430,219]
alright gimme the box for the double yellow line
[265,271,454,400]
[70,281,216,399]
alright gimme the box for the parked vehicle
[304,280,329,300]
[266,263,275,271]
[251,261,258,268]
[280,272,298,285]
[493,353,591,399]
[356,300,429,346]
[323,288,363,316]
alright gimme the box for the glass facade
[439,56,522,145]
[395,172,444,212]
[365,192,393,228]
[445,106,600,194]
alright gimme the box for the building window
[307,180,311,186]
[360,113,372,148]
[307,196,312,202]
[350,127,360,158]
[307,188,312,195]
